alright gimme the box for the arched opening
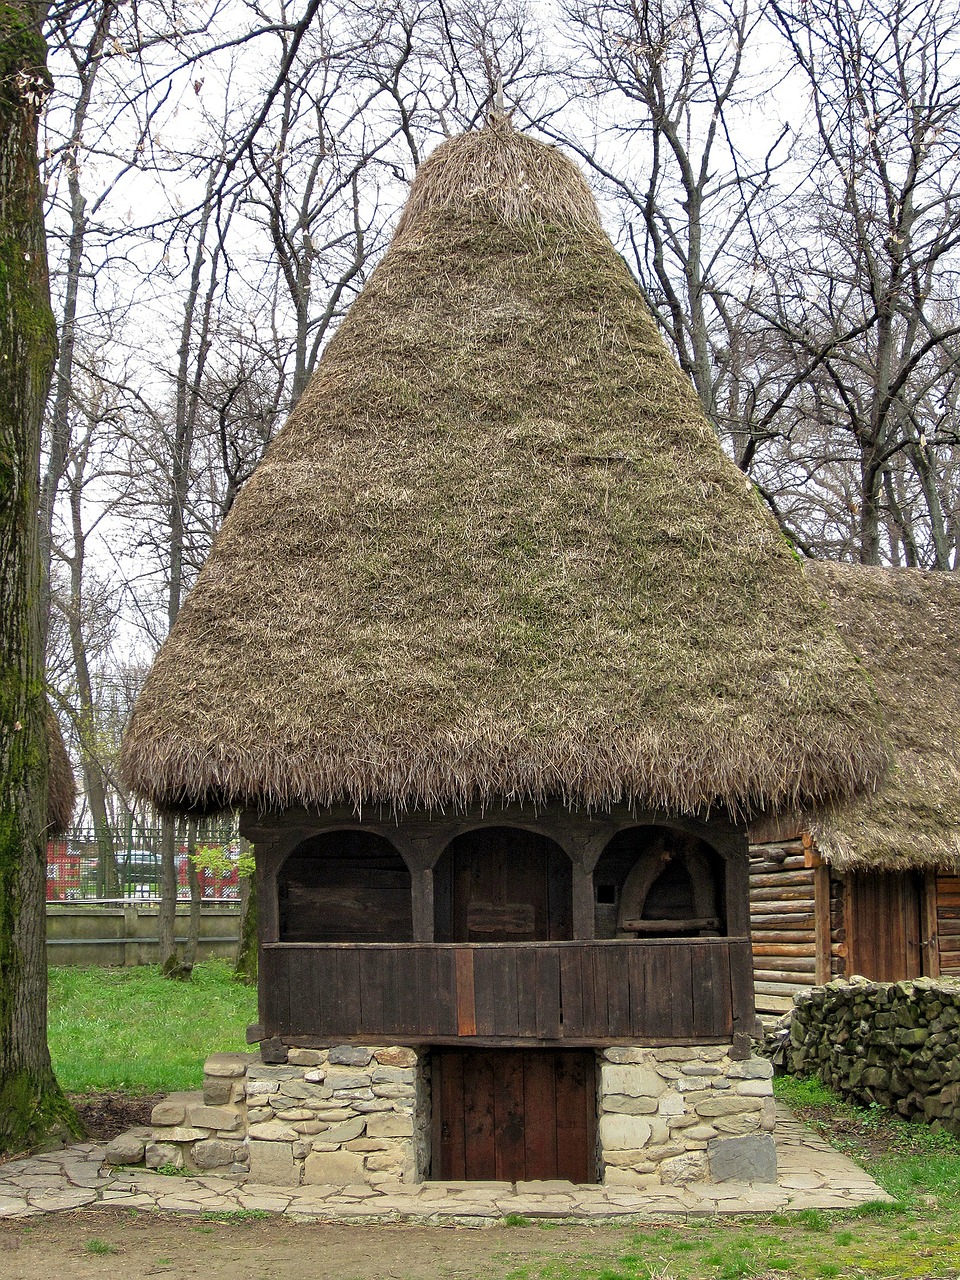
[278,830,413,942]
[434,826,573,943]
[592,826,725,939]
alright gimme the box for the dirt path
[0,1210,614,1280]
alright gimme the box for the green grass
[47,961,257,1093]
[84,1239,117,1255]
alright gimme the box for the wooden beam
[411,867,434,942]
[924,869,940,979]
[814,864,831,984]
[572,867,595,939]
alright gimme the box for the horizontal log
[750,887,816,904]
[749,851,806,870]
[752,943,814,957]
[754,978,815,995]
[752,911,819,931]
[749,871,816,890]
[751,907,817,924]
[748,930,816,944]
[755,995,795,1014]
[752,955,817,973]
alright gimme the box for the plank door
[432,1049,596,1182]
[846,871,926,981]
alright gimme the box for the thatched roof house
[46,703,75,834]
[807,561,960,872]
[122,119,885,821]
[749,561,960,1008]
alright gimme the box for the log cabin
[121,119,886,1186]
[750,562,960,1020]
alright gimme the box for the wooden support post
[923,869,940,979]
[572,866,595,939]
[814,864,831,984]
[411,867,434,942]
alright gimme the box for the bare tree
[754,0,960,566]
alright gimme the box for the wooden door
[432,1049,596,1182]
[846,871,925,981]
[434,827,572,943]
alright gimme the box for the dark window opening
[278,830,412,943]
[595,883,617,905]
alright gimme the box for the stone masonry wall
[109,1042,777,1187]
[786,976,960,1132]
[136,1045,429,1186]
[599,1046,777,1187]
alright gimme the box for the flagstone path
[0,1106,890,1224]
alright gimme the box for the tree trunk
[234,846,257,986]
[182,819,201,974]
[0,0,78,1154]
[157,816,189,978]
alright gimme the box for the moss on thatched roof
[46,702,75,834]
[807,561,960,872]
[121,118,887,818]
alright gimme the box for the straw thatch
[121,118,887,819]
[807,561,960,872]
[46,703,75,834]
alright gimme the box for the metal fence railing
[45,821,243,902]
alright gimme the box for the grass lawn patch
[47,961,257,1094]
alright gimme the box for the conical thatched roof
[807,561,960,872]
[122,119,887,819]
[46,702,75,834]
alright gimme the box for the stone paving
[0,1106,890,1224]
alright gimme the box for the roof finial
[494,75,505,115]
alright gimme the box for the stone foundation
[134,1045,429,1186]
[107,1043,775,1188]
[599,1046,777,1187]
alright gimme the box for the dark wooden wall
[259,936,752,1046]
[243,801,754,1050]
[278,831,413,943]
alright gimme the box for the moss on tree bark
[0,0,79,1154]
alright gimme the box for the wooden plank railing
[260,937,753,1046]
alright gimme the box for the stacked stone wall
[599,1046,777,1186]
[786,976,960,1131]
[113,1045,429,1186]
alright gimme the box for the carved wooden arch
[275,826,414,944]
[591,823,726,938]
[432,823,574,943]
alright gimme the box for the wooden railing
[260,937,754,1046]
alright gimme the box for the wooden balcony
[260,936,754,1047]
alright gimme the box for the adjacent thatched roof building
[808,561,960,872]
[46,703,76,834]
[122,118,886,819]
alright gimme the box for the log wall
[748,834,820,1017]
[937,875,960,976]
